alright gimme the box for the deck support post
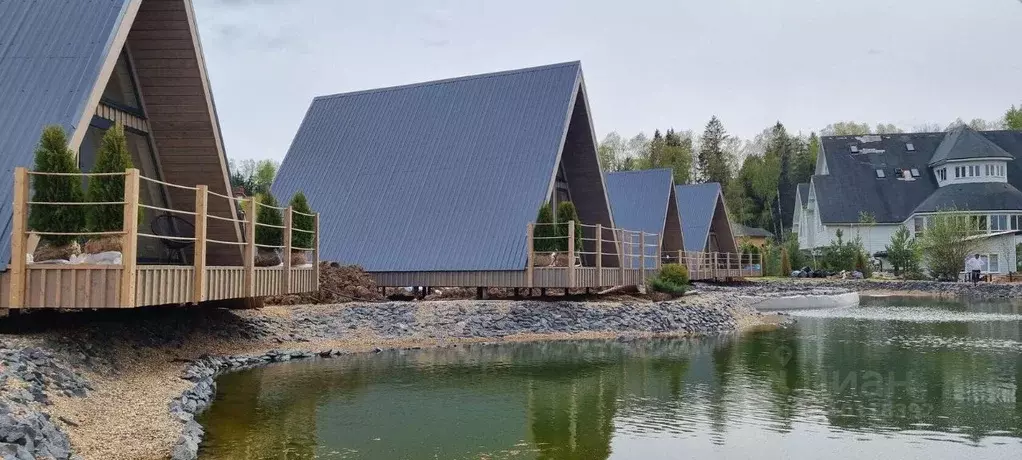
[567,220,576,289]
[639,231,646,286]
[9,167,29,308]
[243,196,257,297]
[282,206,293,294]
[119,168,140,307]
[476,287,485,300]
[313,212,321,290]
[526,223,534,288]
[595,224,602,287]
[193,185,208,303]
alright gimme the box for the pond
[197,297,1022,459]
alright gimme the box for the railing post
[243,196,257,297]
[567,220,575,288]
[119,168,140,307]
[526,223,534,288]
[282,206,293,293]
[313,212,320,290]
[9,167,29,308]
[192,185,208,303]
[639,231,646,285]
[595,224,602,287]
[712,252,718,280]
[727,252,732,278]
[618,229,625,281]
[656,234,662,270]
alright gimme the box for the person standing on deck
[965,254,983,285]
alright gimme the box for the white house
[794,126,1022,274]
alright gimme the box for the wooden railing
[7,167,320,308]
[525,221,661,288]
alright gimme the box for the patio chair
[151,214,194,264]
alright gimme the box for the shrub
[919,211,979,281]
[255,192,283,248]
[28,126,85,247]
[854,250,871,278]
[85,124,137,235]
[534,203,557,252]
[649,277,687,296]
[780,248,792,275]
[886,226,921,276]
[555,201,584,253]
[659,263,689,286]
[289,191,314,250]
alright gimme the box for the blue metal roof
[272,62,584,272]
[0,0,131,264]
[605,169,674,269]
[675,183,722,252]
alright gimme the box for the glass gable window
[913,216,924,236]
[101,52,141,111]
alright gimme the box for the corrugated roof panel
[272,62,583,272]
[605,169,673,269]
[675,183,721,253]
[0,0,130,264]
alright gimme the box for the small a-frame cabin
[605,169,684,268]
[274,62,659,291]
[0,0,319,309]
[674,182,754,279]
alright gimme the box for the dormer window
[906,142,915,151]
[876,169,885,178]
[910,168,920,177]
[850,145,859,153]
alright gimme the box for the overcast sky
[193,0,1022,161]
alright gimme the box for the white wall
[814,224,899,255]
[919,232,1017,274]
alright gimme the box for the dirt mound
[267,262,383,305]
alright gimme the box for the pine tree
[769,122,794,236]
[255,192,284,248]
[697,116,731,186]
[289,191,314,251]
[29,126,86,246]
[86,124,134,234]
[555,201,583,253]
[534,203,556,252]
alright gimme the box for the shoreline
[1,281,980,459]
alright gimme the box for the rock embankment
[751,278,1022,298]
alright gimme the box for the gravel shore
[747,278,1022,298]
[0,289,773,460]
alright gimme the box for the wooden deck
[369,221,761,289]
[3,167,320,309]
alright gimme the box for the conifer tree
[29,126,85,246]
[534,203,556,252]
[86,124,135,234]
[255,192,284,248]
[289,191,314,251]
[555,201,583,253]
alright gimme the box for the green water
[197,297,1022,459]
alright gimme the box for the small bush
[255,192,283,248]
[854,251,872,278]
[658,263,689,286]
[534,203,556,252]
[649,277,686,296]
[28,126,85,246]
[556,201,584,252]
[289,191,314,250]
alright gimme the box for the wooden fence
[4,167,320,309]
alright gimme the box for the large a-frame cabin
[0,0,319,309]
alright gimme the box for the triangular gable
[605,169,682,267]
[273,62,613,272]
[0,0,241,265]
[676,182,736,253]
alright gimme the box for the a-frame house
[605,169,685,268]
[0,1,318,309]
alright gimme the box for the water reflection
[198,297,1022,459]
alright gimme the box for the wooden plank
[282,207,293,294]
[192,185,208,303]
[526,223,534,288]
[243,197,256,297]
[312,212,320,291]
[120,169,140,307]
[567,220,575,288]
[9,168,28,308]
[595,224,602,286]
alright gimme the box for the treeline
[599,103,1022,238]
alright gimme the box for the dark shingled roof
[797,183,809,207]
[733,224,773,238]
[929,125,1014,166]
[912,183,1022,214]
[814,130,1022,224]
[272,62,593,272]
[0,0,131,265]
